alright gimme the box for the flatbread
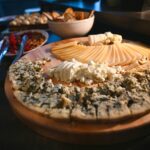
[8,54,150,122]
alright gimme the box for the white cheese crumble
[88,32,122,45]
[47,59,124,85]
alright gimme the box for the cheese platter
[5,32,150,144]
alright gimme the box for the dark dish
[7,31,46,55]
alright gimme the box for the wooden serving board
[4,37,150,144]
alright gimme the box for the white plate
[6,29,49,56]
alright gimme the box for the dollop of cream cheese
[48,59,124,85]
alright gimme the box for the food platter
[6,29,49,56]
[5,36,150,144]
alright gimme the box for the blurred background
[0,0,150,17]
[0,0,40,17]
[0,0,150,38]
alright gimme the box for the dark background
[0,0,150,17]
[0,0,39,17]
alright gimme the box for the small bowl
[6,29,49,56]
[48,11,95,38]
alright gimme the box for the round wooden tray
[4,37,150,144]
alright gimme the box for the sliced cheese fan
[51,32,150,66]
